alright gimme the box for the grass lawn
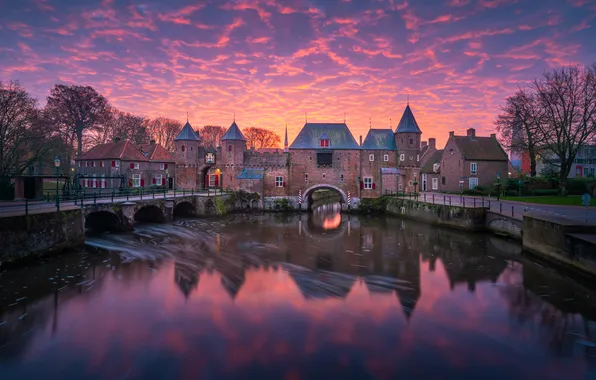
[500,195,596,206]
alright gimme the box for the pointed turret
[395,105,422,134]
[221,121,246,141]
[284,124,289,152]
[175,121,201,141]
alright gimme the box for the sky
[1,0,595,148]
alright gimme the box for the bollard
[153,188,155,199]
[111,190,114,202]
[500,203,502,214]
[127,191,129,201]
[80,193,83,209]
[463,197,465,207]
[432,194,435,204]
[511,205,514,217]
[191,188,194,196]
[56,195,60,212]
[140,188,143,200]
[183,189,185,197]
[474,198,476,208]
[164,189,166,199]
[449,196,451,206]
[443,195,446,205]
[424,193,426,202]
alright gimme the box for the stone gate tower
[395,104,422,193]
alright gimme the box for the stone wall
[386,198,486,231]
[523,213,596,278]
[0,210,85,262]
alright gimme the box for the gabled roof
[421,149,443,173]
[222,121,246,141]
[362,129,397,150]
[451,136,508,161]
[175,121,201,141]
[396,105,422,134]
[138,143,176,162]
[77,140,148,161]
[290,123,360,150]
[236,168,264,179]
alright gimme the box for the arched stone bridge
[83,195,221,232]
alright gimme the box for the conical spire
[284,124,289,152]
[395,104,422,134]
[221,120,246,141]
[175,120,201,141]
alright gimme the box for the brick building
[75,139,176,193]
[440,128,508,192]
[170,105,427,208]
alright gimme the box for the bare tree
[0,81,55,198]
[147,117,182,150]
[532,65,596,194]
[93,108,148,145]
[244,127,281,150]
[45,85,110,159]
[495,90,545,177]
[199,125,225,149]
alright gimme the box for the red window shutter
[282,181,286,187]
[141,179,145,187]
[152,178,155,184]
[164,163,168,169]
[112,160,116,167]
[100,161,103,168]
[372,183,376,190]
[130,163,134,169]
[92,161,95,167]
[129,179,132,187]
[162,178,166,185]
[214,175,219,187]
[360,181,364,190]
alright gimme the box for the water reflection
[311,201,342,230]
[0,213,595,379]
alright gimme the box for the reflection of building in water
[218,262,246,299]
[286,265,356,299]
[174,262,200,299]
[311,202,342,231]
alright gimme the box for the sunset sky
[1,0,595,147]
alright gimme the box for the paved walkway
[0,190,218,218]
[413,192,596,223]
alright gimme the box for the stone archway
[303,184,348,211]
[85,210,124,232]
[134,205,166,223]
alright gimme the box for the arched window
[228,145,233,152]
[181,145,185,152]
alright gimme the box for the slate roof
[78,141,148,161]
[222,121,246,141]
[236,168,264,179]
[138,143,176,162]
[362,129,397,150]
[395,105,422,134]
[421,149,443,173]
[175,121,201,141]
[289,123,360,150]
[452,136,508,161]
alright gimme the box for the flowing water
[1,201,596,379]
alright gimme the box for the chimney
[421,141,428,149]
[467,128,476,138]
[449,131,454,137]
[490,133,496,139]
[359,135,363,146]
[150,139,156,145]
[429,138,436,149]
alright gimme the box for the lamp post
[413,176,419,195]
[54,156,61,211]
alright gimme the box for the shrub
[358,196,390,214]
[462,189,484,196]
[567,178,595,195]
[274,198,293,211]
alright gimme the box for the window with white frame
[432,177,438,190]
[92,174,97,188]
[155,174,162,186]
[470,162,477,174]
[132,174,141,188]
[115,160,120,168]
[417,155,419,162]
[369,154,374,162]
[384,154,389,162]
[469,177,478,189]
[275,176,284,187]
[364,177,372,189]
[400,153,405,161]
[133,162,139,170]
[159,163,165,170]
[101,175,106,189]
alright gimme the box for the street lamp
[54,156,61,211]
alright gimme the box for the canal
[1,201,596,379]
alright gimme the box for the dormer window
[319,133,330,148]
